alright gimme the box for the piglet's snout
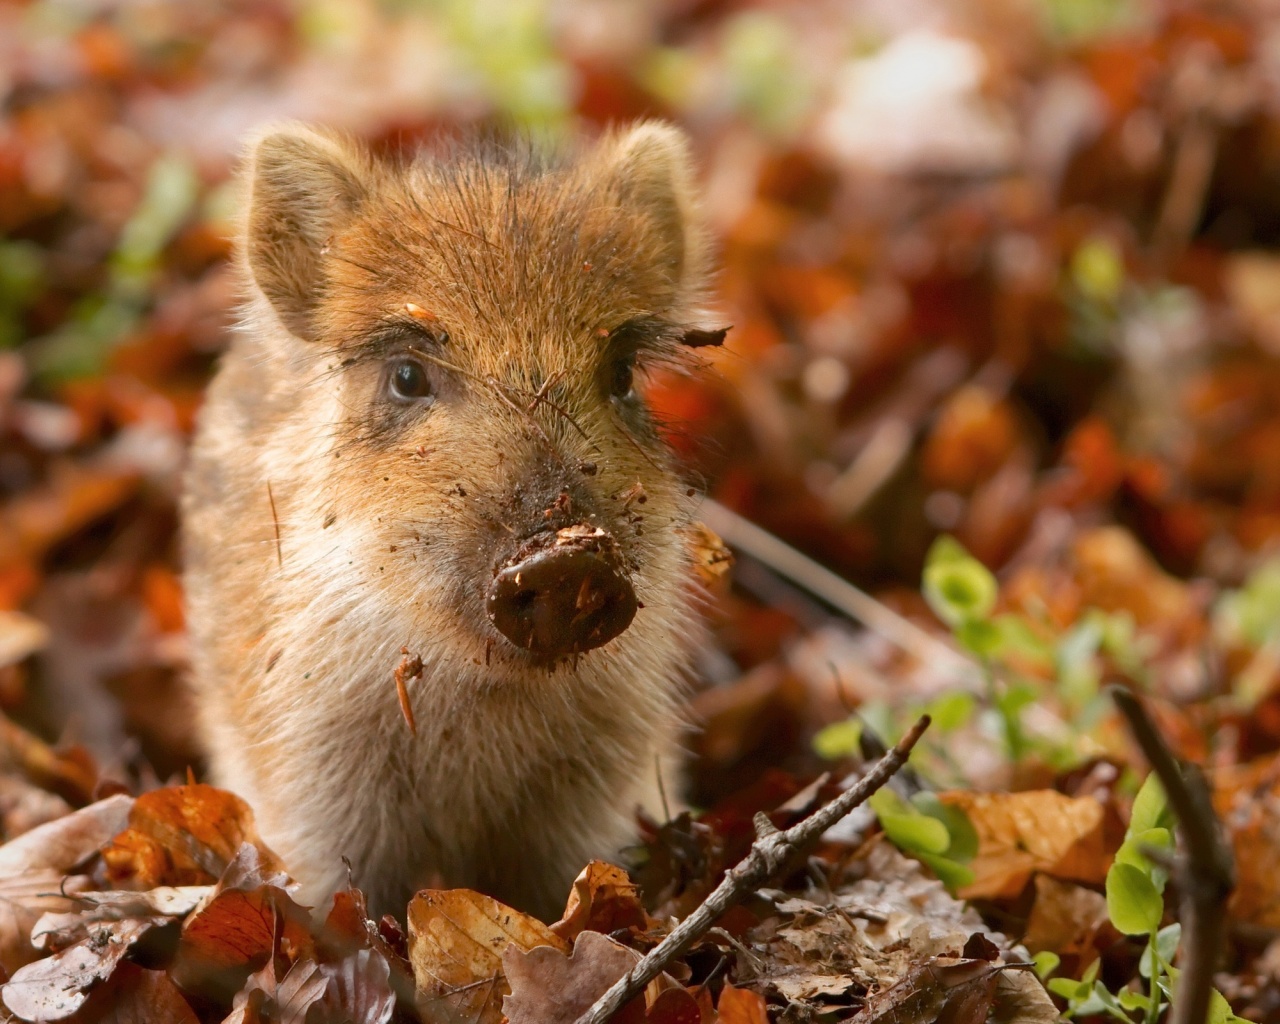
[486,524,637,658]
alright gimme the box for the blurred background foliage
[8,0,1280,1012]
[7,0,1280,788]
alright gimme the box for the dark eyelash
[606,316,680,359]
[361,318,447,358]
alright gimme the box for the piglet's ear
[242,124,371,339]
[596,122,709,297]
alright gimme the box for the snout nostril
[486,526,637,659]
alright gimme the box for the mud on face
[249,126,714,669]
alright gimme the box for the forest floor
[2,0,1280,1021]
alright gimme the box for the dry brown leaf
[717,983,769,1024]
[307,949,397,1024]
[0,713,98,807]
[101,785,283,889]
[503,930,645,1024]
[407,888,569,1024]
[1021,875,1108,970]
[940,791,1112,900]
[1071,527,1195,632]
[0,795,133,973]
[645,986,702,1024]
[1214,753,1280,927]
[231,958,329,1024]
[550,861,653,942]
[683,522,733,589]
[846,958,1005,1024]
[0,794,132,876]
[171,846,312,1002]
[64,962,200,1024]
[32,886,208,952]
[3,915,155,1021]
[0,870,93,975]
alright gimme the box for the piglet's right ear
[242,125,370,340]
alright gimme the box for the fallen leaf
[231,957,329,1024]
[407,889,569,1024]
[645,986,702,1024]
[1021,875,1109,972]
[171,846,312,1002]
[3,915,155,1020]
[62,962,199,1023]
[0,794,132,876]
[32,885,208,952]
[102,785,284,889]
[550,861,653,942]
[308,948,397,1024]
[0,795,133,972]
[940,791,1113,900]
[0,870,93,974]
[717,983,769,1024]
[845,958,1005,1024]
[504,930,645,1024]
[1214,753,1280,927]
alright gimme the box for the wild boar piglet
[182,122,716,919]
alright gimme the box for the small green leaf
[955,617,1003,656]
[1130,773,1172,835]
[923,537,998,627]
[1106,861,1163,935]
[925,691,977,732]
[1140,922,1181,979]
[870,789,950,855]
[1118,989,1152,1012]
[812,718,862,760]
[918,851,975,891]
[1048,977,1086,1000]
[1208,988,1232,1024]
[1032,951,1060,980]
[1071,236,1125,305]
[911,792,978,862]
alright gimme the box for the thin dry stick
[1111,688,1234,1024]
[574,715,931,1024]
[266,481,283,568]
[700,500,976,681]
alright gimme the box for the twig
[699,500,977,682]
[573,715,931,1024]
[266,481,283,569]
[1110,688,1234,1024]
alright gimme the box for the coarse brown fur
[182,122,714,920]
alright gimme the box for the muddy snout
[486,525,638,658]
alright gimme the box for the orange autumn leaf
[102,784,284,889]
[940,790,1114,900]
[550,860,654,943]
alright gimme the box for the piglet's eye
[610,355,635,400]
[387,358,433,403]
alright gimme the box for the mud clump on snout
[487,525,638,658]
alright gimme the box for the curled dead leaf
[683,522,734,589]
[101,784,284,889]
[171,846,312,1002]
[407,889,569,1024]
[550,861,653,942]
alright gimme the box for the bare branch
[1111,688,1234,1024]
[573,715,931,1024]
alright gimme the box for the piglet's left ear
[595,122,710,300]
